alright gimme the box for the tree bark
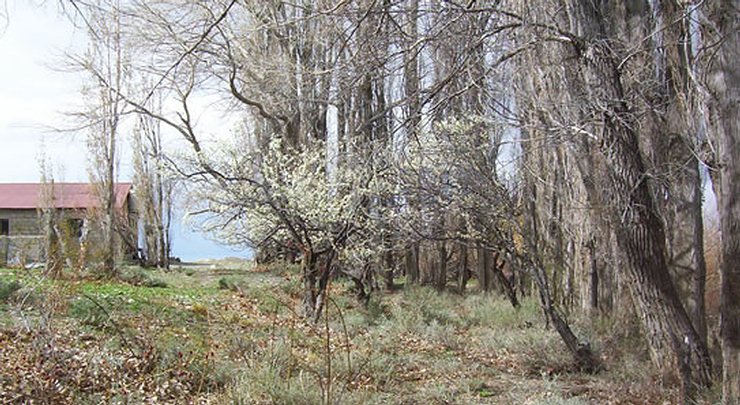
[405,242,420,285]
[579,40,712,390]
[301,250,318,319]
[587,240,599,313]
[703,2,740,402]
[649,0,708,345]
[383,242,395,290]
[457,243,469,293]
[523,252,599,372]
[435,240,447,291]
[477,246,491,293]
[492,252,519,308]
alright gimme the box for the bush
[0,279,22,303]
[364,296,390,325]
[68,297,110,328]
[145,278,168,288]
[153,333,232,395]
[260,260,301,277]
[120,267,168,288]
[384,287,463,334]
[463,294,538,329]
[223,341,311,404]
[218,276,241,292]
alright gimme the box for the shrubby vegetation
[3,0,737,403]
[0,264,717,404]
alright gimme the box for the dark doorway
[67,219,84,240]
[0,219,8,266]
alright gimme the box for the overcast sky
[0,2,84,181]
[0,2,249,261]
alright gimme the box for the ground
[0,262,721,404]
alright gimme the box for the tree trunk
[457,243,469,293]
[312,251,336,324]
[435,240,447,291]
[383,221,395,290]
[477,246,491,293]
[717,124,740,405]
[103,133,116,276]
[405,243,420,285]
[43,209,62,279]
[703,2,740,402]
[301,250,318,319]
[524,252,599,372]
[384,244,394,290]
[649,0,708,345]
[492,252,519,308]
[587,240,599,313]
[581,41,712,390]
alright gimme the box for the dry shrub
[0,323,225,404]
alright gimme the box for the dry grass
[0,264,717,404]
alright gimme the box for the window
[0,219,8,236]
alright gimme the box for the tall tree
[505,0,713,396]
[132,108,174,269]
[76,0,128,277]
[641,0,709,345]
[701,1,740,402]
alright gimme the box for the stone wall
[0,206,139,267]
[0,209,43,266]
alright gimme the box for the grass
[0,262,704,404]
[0,278,22,302]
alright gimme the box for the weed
[192,303,209,318]
[464,293,539,329]
[218,276,241,291]
[67,296,112,329]
[0,279,22,302]
[224,341,310,404]
[403,287,463,326]
[363,296,389,325]
[120,267,168,288]
[279,276,303,298]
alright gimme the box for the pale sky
[0,2,86,182]
[0,1,249,261]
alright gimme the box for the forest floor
[0,261,721,404]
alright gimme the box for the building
[0,183,136,267]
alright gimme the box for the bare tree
[72,0,129,277]
[132,102,174,269]
[39,172,63,279]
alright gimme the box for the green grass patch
[0,279,22,303]
[119,267,168,288]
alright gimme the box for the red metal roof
[0,183,132,210]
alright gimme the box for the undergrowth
[0,264,705,404]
